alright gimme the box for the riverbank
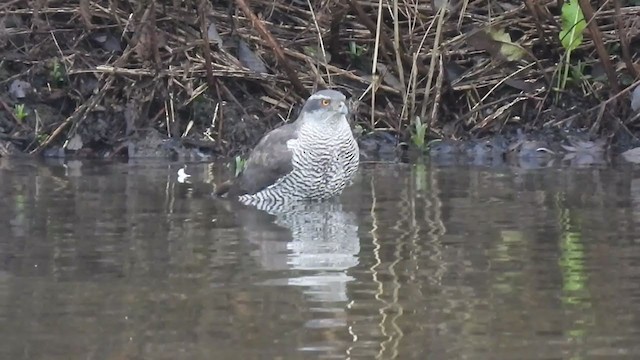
[1,1,639,163]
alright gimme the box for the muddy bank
[0,1,639,163]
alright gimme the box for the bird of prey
[215,89,359,205]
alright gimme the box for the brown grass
[0,0,639,154]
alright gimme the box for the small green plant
[557,0,586,93]
[36,133,49,144]
[347,41,367,62]
[50,59,65,85]
[233,156,246,177]
[570,60,586,81]
[14,104,27,122]
[410,116,429,151]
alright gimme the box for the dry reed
[0,0,638,155]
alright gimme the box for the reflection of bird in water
[215,89,359,207]
[234,199,360,303]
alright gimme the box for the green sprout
[14,104,27,122]
[233,156,246,177]
[348,41,367,61]
[36,133,49,144]
[50,59,65,85]
[570,60,586,81]
[410,116,429,151]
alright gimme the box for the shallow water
[1,158,640,359]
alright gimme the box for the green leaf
[488,27,525,61]
[234,156,246,177]
[559,0,586,51]
[410,116,428,150]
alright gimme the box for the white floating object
[177,167,191,183]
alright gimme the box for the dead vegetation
[0,0,639,157]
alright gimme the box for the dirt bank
[0,1,639,162]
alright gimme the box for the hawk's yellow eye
[321,99,331,106]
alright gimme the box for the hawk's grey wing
[225,122,299,197]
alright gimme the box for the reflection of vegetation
[491,230,526,294]
[558,204,589,298]
[368,165,405,360]
[413,163,428,194]
[559,227,587,294]
[557,197,593,355]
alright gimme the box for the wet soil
[1,50,638,166]
[1,2,639,165]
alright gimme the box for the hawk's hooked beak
[337,101,349,115]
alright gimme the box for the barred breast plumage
[215,89,359,206]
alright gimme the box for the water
[1,158,640,359]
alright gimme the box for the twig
[0,98,24,126]
[234,0,309,97]
[347,0,421,74]
[0,0,22,11]
[405,17,435,124]
[370,0,383,128]
[429,54,444,131]
[198,0,217,88]
[613,0,639,80]
[31,77,115,154]
[420,5,446,124]
[556,77,640,127]
[524,0,551,46]
[472,62,537,110]
[327,5,347,57]
[578,0,619,95]
[306,0,331,85]
[149,1,160,67]
[391,0,406,99]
